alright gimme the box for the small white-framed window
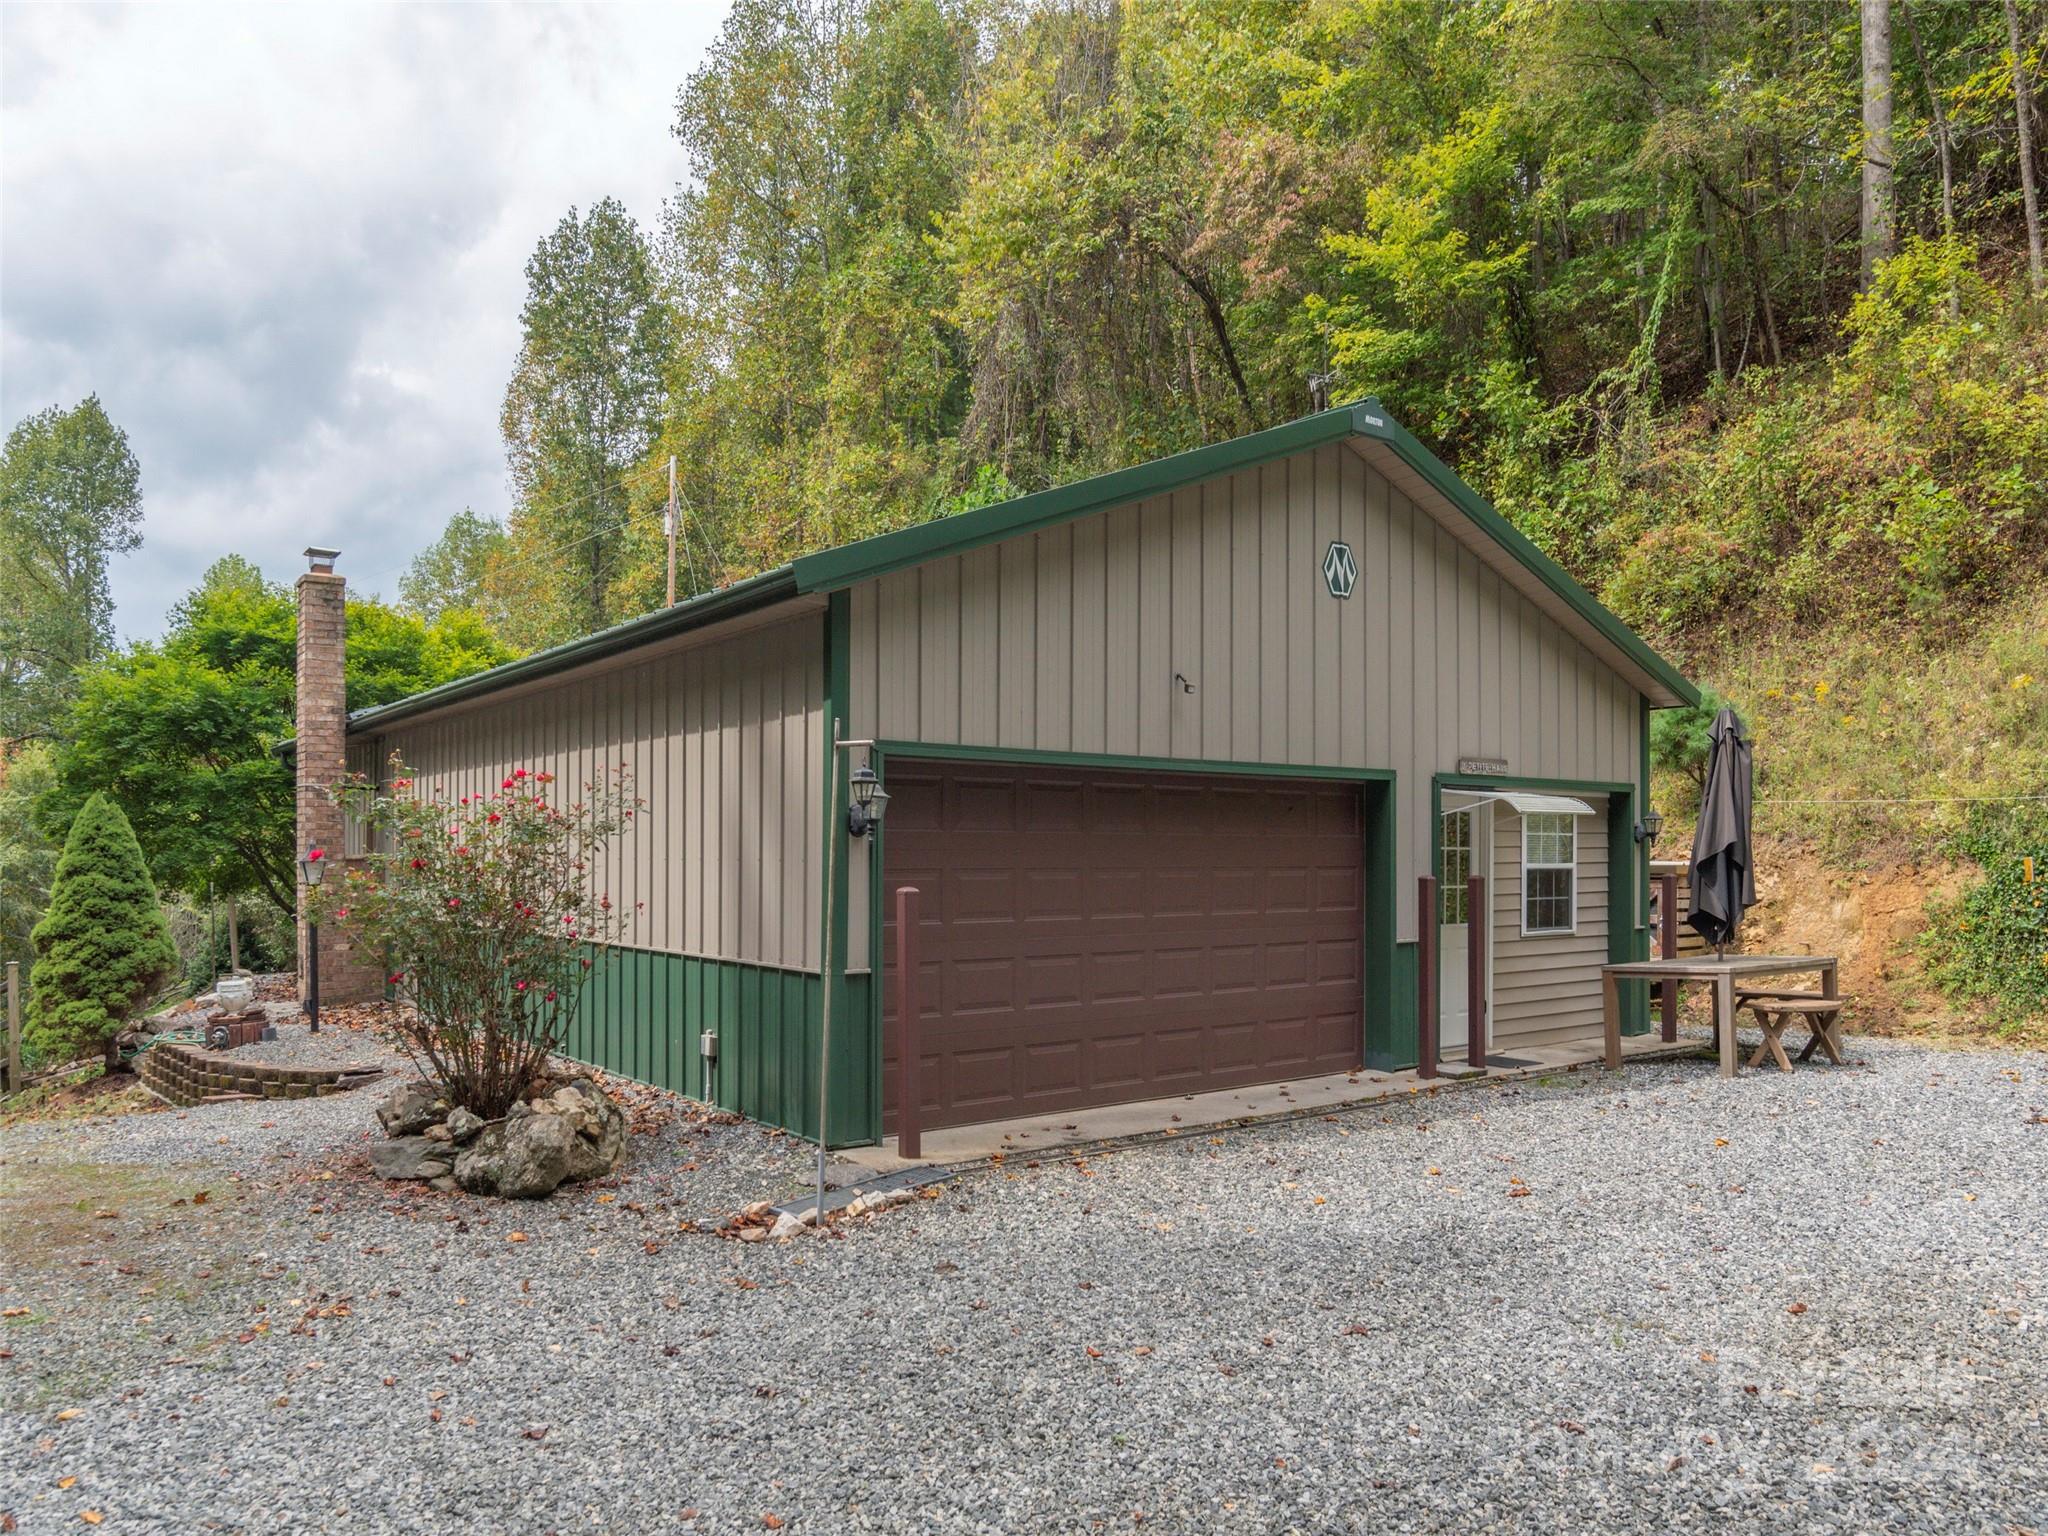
[1521,811,1577,936]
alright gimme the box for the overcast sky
[1,2,731,641]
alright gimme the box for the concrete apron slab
[839,1030,1695,1176]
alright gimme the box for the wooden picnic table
[1601,954,1839,1079]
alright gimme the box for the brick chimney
[295,547,380,1006]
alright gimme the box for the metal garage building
[296,402,1697,1147]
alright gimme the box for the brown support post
[1659,872,1679,1043]
[1416,877,1438,1080]
[895,885,921,1161]
[1466,875,1487,1072]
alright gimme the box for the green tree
[0,397,144,742]
[500,198,671,647]
[43,559,515,921]
[0,743,60,980]
[399,508,513,633]
[27,792,178,1072]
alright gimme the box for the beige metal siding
[846,442,1641,944]
[342,738,382,857]
[355,612,824,973]
[1490,804,1609,1048]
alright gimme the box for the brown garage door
[881,760,1364,1133]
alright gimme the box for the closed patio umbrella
[1687,707,1756,955]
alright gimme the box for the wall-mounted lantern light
[1633,807,1665,848]
[847,754,889,838]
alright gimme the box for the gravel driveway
[3,1037,2044,1534]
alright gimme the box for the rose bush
[312,757,640,1117]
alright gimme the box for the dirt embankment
[1737,836,1986,1040]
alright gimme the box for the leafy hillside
[426,0,2048,1035]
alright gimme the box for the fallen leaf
[522,1426,548,1440]
[1786,1302,1809,1316]
[55,1410,81,1422]
[80,1514,103,1527]
[506,1233,529,1244]
[192,1191,210,1205]
[762,1516,784,1531]
[1086,1346,1103,1359]
[57,1477,77,1490]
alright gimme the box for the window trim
[1520,811,1578,937]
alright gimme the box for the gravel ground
[3,1035,2044,1534]
[225,1019,407,1074]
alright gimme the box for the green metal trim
[338,565,802,736]
[816,589,873,1147]
[1353,410,1699,709]
[1437,774,1635,797]
[790,407,1366,593]
[1375,942,1419,1074]
[1607,787,1651,1035]
[1638,695,1653,935]
[875,739,1395,785]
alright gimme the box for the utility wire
[1757,792,2048,806]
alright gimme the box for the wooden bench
[1734,991,1846,1072]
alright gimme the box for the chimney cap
[304,547,340,572]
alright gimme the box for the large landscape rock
[453,1113,579,1199]
[548,1080,627,1182]
[375,1080,448,1138]
[369,1135,456,1182]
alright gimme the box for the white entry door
[1439,803,1491,1057]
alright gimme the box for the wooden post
[1658,872,1679,1042]
[895,885,921,1160]
[1416,877,1438,1079]
[1466,875,1487,1071]
[5,961,18,1095]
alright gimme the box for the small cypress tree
[28,792,178,1072]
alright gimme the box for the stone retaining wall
[136,1041,386,1108]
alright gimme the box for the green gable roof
[790,400,1698,708]
[342,400,1694,738]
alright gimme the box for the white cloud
[0,1,730,638]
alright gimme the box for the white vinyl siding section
[353,611,825,974]
[846,441,1642,944]
[1491,804,1609,1048]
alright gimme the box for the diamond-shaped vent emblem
[1322,540,1357,598]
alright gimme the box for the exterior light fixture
[1634,808,1665,847]
[847,755,889,838]
[300,845,325,1033]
